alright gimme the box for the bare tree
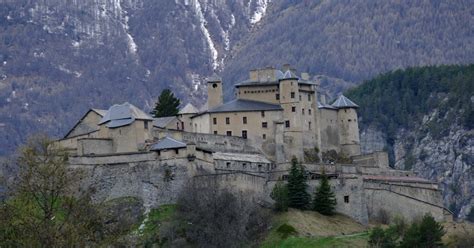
[0,135,103,247]
[162,177,270,248]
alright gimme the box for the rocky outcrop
[361,115,473,220]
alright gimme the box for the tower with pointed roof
[332,95,361,156]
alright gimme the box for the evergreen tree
[368,226,398,248]
[287,157,310,210]
[312,171,337,215]
[399,214,445,248]
[151,89,181,117]
[270,181,289,212]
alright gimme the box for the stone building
[56,65,452,225]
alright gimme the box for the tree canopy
[151,89,181,118]
[287,158,310,210]
[312,171,337,215]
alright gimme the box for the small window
[309,121,312,130]
[308,94,311,101]
[213,118,217,125]
[348,119,352,122]
[285,120,290,128]
[258,164,262,169]
[302,108,305,115]
[212,83,218,88]
[276,93,280,100]
[344,196,349,203]
[176,122,180,129]
[181,122,184,130]
[226,131,232,136]
[226,162,231,168]
[243,116,247,124]
[242,163,247,168]
[299,95,302,101]
[292,106,296,112]
[144,121,149,129]
[282,175,289,180]
[291,92,295,98]
[226,117,230,125]
[242,130,247,139]
[175,149,179,155]
[261,111,265,117]
[309,109,312,115]
[262,122,268,128]
[262,134,266,139]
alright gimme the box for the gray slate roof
[317,101,337,110]
[208,99,283,113]
[153,116,177,128]
[99,102,153,128]
[179,103,199,114]
[282,70,298,79]
[331,95,359,109]
[150,137,187,151]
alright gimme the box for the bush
[271,181,289,212]
[368,226,397,248]
[276,224,297,239]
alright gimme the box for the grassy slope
[260,209,368,248]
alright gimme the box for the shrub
[276,224,297,239]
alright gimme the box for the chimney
[249,69,258,81]
[301,72,310,80]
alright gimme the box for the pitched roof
[208,99,282,113]
[331,95,359,109]
[213,152,271,164]
[282,70,299,80]
[179,103,199,114]
[91,108,107,116]
[150,137,187,151]
[63,108,107,138]
[153,116,177,128]
[317,101,337,110]
[99,102,153,128]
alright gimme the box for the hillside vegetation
[346,64,473,143]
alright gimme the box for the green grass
[261,232,368,248]
[140,204,176,235]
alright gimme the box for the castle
[57,65,452,225]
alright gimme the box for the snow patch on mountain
[250,0,271,24]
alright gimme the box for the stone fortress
[57,65,452,225]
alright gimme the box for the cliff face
[0,0,270,155]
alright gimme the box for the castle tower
[206,73,223,110]
[332,95,361,157]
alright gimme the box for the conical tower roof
[331,95,359,109]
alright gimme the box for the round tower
[332,95,361,157]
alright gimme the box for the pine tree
[399,214,445,248]
[312,170,337,215]
[151,89,181,117]
[271,181,289,212]
[287,157,310,210]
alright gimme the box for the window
[282,175,289,180]
[302,108,305,115]
[344,196,350,203]
[177,122,180,129]
[309,121,312,130]
[299,94,302,101]
[226,131,232,136]
[212,83,218,88]
[181,122,184,130]
[243,116,247,124]
[292,106,296,112]
[261,111,265,117]
[214,131,218,134]
[213,118,217,125]
[262,134,266,139]
[242,163,247,168]
[308,94,311,101]
[242,130,247,139]
[285,120,290,128]
[262,122,268,128]
[348,119,352,122]
[175,149,179,155]
[308,109,312,115]
[226,162,231,168]
[291,92,295,98]
[144,121,149,129]
[276,93,280,100]
[226,117,230,124]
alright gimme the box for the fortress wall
[77,138,113,155]
[364,181,446,222]
[352,151,389,168]
[69,156,214,209]
[154,130,257,153]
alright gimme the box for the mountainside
[0,0,473,157]
[346,64,474,220]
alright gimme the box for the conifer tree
[271,181,289,212]
[287,157,310,210]
[399,214,445,248]
[151,89,181,117]
[312,170,337,215]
